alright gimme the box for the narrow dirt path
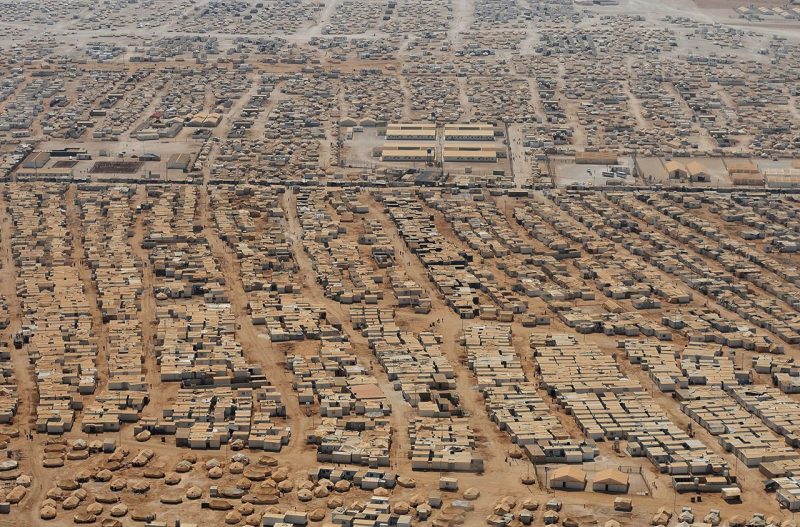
[456,76,473,121]
[198,187,312,465]
[65,185,110,403]
[281,189,413,466]
[0,184,46,527]
[398,74,414,121]
[303,0,342,40]
[527,76,547,123]
[557,62,586,148]
[0,186,33,436]
[448,0,473,45]
[215,72,259,139]
[359,193,508,472]
[129,186,164,418]
[623,80,652,131]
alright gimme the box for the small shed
[592,469,629,493]
[549,466,587,490]
[722,486,741,503]
[613,497,633,511]
[439,477,459,491]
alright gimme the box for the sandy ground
[0,182,795,526]
[1,0,800,525]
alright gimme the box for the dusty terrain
[0,1,799,527]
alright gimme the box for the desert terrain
[0,1,800,527]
